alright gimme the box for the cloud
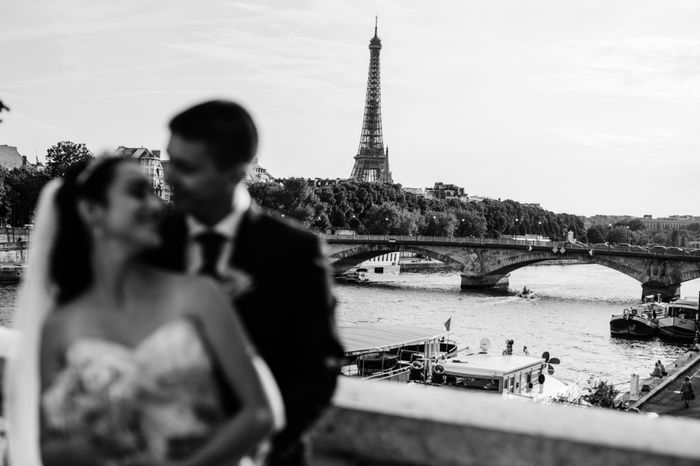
[534,37,700,98]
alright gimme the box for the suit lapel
[231,204,262,270]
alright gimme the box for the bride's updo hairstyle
[50,156,129,305]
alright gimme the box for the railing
[321,234,700,259]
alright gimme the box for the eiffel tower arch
[350,19,393,184]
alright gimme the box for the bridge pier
[641,282,681,303]
[460,273,510,290]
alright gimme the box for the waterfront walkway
[634,349,700,418]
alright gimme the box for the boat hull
[610,316,656,338]
[657,317,697,341]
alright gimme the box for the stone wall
[309,378,700,466]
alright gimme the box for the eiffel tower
[350,18,393,183]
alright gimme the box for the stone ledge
[309,378,700,466]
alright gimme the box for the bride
[5,156,284,465]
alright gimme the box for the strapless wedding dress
[42,317,276,465]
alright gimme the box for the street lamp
[626,226,630,243]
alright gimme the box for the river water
[1,264,698,385]
[335,264,700,385]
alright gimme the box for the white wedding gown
[42,316,279,465]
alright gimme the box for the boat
[340,327,570,400]
[657,298,699,341]
[339,325,458,382]
[427,339,570,400]
[339,267,370,284]
[515,290,536,299]
[609,301,663,338]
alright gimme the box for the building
[245,156,274,184]
[640,216,700,231]
[425,182,467,202]
[308,178,342,187]
[402,187,425,197]
[0,145,27,170]
[349,19,393,184]
[116,146,172,203]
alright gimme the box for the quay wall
[309,378,700,466]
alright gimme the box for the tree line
[3,140,697,248]
[2,141,93,226]
[249,178,585,240]
[586,220,700,248]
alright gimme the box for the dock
[623,347,700,417]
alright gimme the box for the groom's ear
[225,163,249,185]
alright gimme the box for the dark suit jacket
[149,205,344,444]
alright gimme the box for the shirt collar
[186,183,251,239]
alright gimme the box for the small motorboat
[516,288,536,299]
[340,267,370,284]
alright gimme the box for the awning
[339,324,444,357]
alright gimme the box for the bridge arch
[485,252,645,283]
[329,244,464,275]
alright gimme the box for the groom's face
[166,134,239,217]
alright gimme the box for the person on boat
[681,376,694,408]
[650,362,662,378]
[523,346,529,356]
[522,286,530,296]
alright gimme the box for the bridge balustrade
[322,234,698,258]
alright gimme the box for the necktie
[195,231,226,279]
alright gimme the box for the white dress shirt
[185,184,251,276]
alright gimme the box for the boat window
[462,376,501,392]
[509,376,515,393]
[526,372,532,391]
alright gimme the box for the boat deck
[339,325,444,357]
[442,353,543,377]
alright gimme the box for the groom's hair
[169,100,258,169]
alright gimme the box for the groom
[155,100,343,466]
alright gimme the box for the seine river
[1,264,698,386]
[335,264,700,385]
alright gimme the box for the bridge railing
[321,234,700,258]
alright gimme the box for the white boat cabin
[438,353,547,395]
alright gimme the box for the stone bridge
[323,234,700,301]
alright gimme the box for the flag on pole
[444,317,452,331]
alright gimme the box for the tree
[45,141,93,178]
[608,227,627,244]
[583,380,619,409]
[626,219,645,231]
[585,225,607,244]
[4,166,51,226]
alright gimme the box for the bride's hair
[50,156,128,304]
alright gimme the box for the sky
[2,0,700,217]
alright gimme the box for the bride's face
[96,163,162,249]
